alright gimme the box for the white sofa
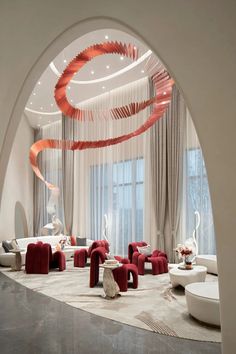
[195,255,218,275]
[0,236,93,267]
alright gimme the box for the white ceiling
[25,29,160,128]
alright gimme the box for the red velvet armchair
[89,246,137,291]
[74,240,110,268]
[128,241,168,275]
[25,242,66,274]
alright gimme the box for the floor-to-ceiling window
[90,157,144,256]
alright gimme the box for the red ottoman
[150,256,168,275]
[74,249,88,268]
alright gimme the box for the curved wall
[0,1,236,353]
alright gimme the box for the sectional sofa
[0,236,93,267]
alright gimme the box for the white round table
[169,265,207,288]
[185,282,220,326]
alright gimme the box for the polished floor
[0,272,221,354]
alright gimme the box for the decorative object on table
[174,244,193,269]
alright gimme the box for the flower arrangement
[175,244,193,262]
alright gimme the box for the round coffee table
[169,265,207,288]
[185,281,220,326]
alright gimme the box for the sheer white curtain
[178,110,216,254]
[34,119,64,235]
[72,77,150,256]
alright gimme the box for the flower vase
[184,256,192,270]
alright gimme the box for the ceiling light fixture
[40,107,43,110]
[30,102,33,105]
[102,86,106,89]
[25,108,61,115]
[38,81,41,85]
[141,69,145,73]
[106,65,110,69]
[68,86,71,90]
[49,50,152,84]
[105,35,109,39]
[33,92,36,96]
[91,70,95,75]
[120,56,124,60]
[163,91,167,95]
[63,59,67,63]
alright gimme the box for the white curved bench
[185,282,220,326]
[195,255,218,275]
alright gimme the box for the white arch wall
[0,1,236,353]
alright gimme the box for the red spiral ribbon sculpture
[30,41,174,189]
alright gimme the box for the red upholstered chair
[74,240,109,268]
[128,241,168,276]
[89,247,135,291]
[25,242,66,274]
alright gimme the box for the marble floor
[0,272,221,354]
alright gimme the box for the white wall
[0,116,34,241]
[0,1,236,353]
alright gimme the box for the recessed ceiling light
[141,69,145,73]
[120,56,124,61]
[48,120,51,123]
[50,103,53,107]
[91,70,95,75]
[106,65,110,69]
[38,81,41,85]
[33,92,36,96]
[30,102,33,105]
[39,116,42,120]
[105,35,109,39]
[40,106,43,110]
[102,86,106,90]
[70,99,73,103]
[37,124,41,127]
[63,59,67,63]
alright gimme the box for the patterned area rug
[1,262,221,342]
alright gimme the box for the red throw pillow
[70,235,76,246]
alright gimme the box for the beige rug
[1,262,221,342]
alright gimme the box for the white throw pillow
[137,245,152,256]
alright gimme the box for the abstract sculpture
[29,41,174,189]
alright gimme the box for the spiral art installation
[29,41,174,190]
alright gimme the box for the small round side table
[11,249,23,271]
[100,263,122,299]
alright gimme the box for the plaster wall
[0,116,34,241]
[0,1,236,352]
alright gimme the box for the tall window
[185,148,216,254]
[90,158,144,256]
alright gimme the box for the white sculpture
[41,187,64,236]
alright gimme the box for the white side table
[169,265,207,288]
[100,263,121,299]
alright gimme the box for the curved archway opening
[0,18,218,343]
